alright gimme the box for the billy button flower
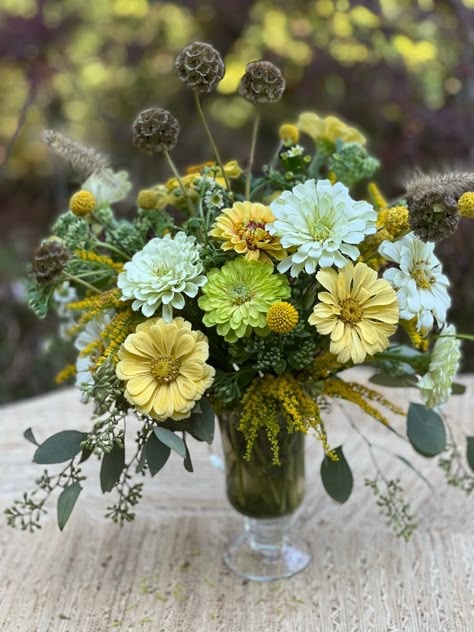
[266,302,299,334]
[136,189,158,210]
[458,192,474,219]
[69,190,97,217]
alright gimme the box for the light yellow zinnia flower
[298,112,366,146]
[308,261,399,364]
[116,317,215,421]
[209,201,286,262]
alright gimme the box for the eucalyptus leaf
[23,427,39,446]
[451,382,466,396]
[321,446,353,503]
[154,427,186,458]
[79,446,93,464]
[34,431,88,464]
[183,441,194,473]
[369,372,417,388]
[145,433,171,476]
[407,403,446,457]
[467,437,474,472]
[100,443,125,493]
[191,397,215,443]
[57,482,82,531]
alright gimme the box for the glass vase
[218,410,311,581]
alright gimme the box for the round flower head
[70,190,96,216]
[238,61,285,104]
[279,123,299,145]
[209,201,286,263]
[379,233,451,333]
[118,232,207,320]
[308,261,399,364]
[132,108,180,155]
[32,240,70,285]
[379,205,410,238]
[407,191,459,243]
[198,258,290,342]
[458,192,474,218]
[116,317,215,421]
[175,42,225,93]
[418,324,461,409]
[266,302,298,334]
[268,179,376,276]
[137,189,158,210]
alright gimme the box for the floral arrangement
[7,42,474,539]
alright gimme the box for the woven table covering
[1,368,473,632]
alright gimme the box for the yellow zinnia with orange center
[308,261,399,364]
[116,317,215,421]
[209,201,286,263]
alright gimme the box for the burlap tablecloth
[1,368,473,632]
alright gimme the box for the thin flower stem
[193,89,230,191]
[163,151,195,215]
[63,272,101,294]
[92,240,129,260]
[245,113,260,200]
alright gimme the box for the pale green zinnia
[198,258,290,342]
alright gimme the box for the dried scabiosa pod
[132,108,180,155]
[175,42,225,94]
[406,171,474,242]
[43,130,110,178]
[238,60,286,104]
[31,240,70,285]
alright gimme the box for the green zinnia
[198,258,290,342]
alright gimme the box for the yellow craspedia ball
[384,206,410,237]
[266,301,299,334]
[278,123,299,145]
[458,192,474,219]
[70,190,96,216]
[137,189,158,210]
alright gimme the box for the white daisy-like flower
[418,324,461,409]
[379,233,451,332]
[82,168,131,207]
[118,232,207,320]
[286,145,304,158]
[74,313,112,389]
[268,179,376,276]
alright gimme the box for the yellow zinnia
[298,112,366,146]
[116,317,215,421]
[308,261,399,364]
[166,160,242,194]
[209,201,286,262]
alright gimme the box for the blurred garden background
[1,0,473,403]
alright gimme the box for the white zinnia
[379,233,450,332]
[268,179,376,276]
[118,232,207,320]
[418,324,461,409]
[74,313,112,389]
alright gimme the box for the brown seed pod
[132,108,180,155]
[32,241,70,285]
[175,42,225,94]
[238,60,285,104]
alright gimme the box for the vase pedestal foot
[224,516,311,581]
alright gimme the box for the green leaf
[451,382,466,396]
[154,427,186,458]
[407,403,446,457]
[145,433,171,476]
[79,446,93,463]
[23,427,39,446]
[191,397,215,443]
[274,358,287,374]
[183,441,194,473]
[467,437,474,472]
[57,482,82,531]
[100,443,125,493]
[369,372,417,388]
[321,446,353,503]
[34,431,88,464]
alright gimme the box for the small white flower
[204,184,225,209]
[379,233,451,332]
[418,324,461,409]
[82,169,131,207]
[286,145,304,158]
[268,179,376,276]
[118,232,207,320]
[74,314,112,389]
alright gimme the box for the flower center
[309,217,331,241]
[339,297,363,325]
[412,266,434,289]
[230,282,253,305]
[150,355,181,383]
[238,220,270,250]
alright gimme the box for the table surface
[1,368,473,632]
